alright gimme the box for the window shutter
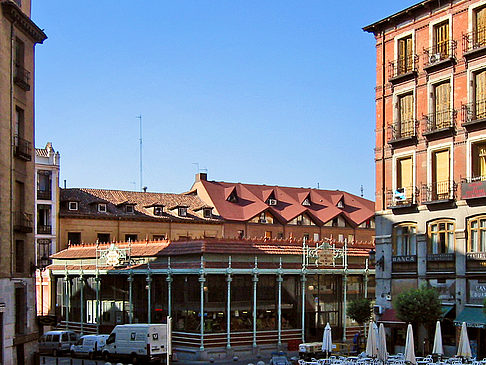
[397,157,413,191]
[475,70,486,118]
[476,7,486,45]
[435,82,450,127]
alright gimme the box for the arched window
[428,220,455,254]
[468,216,486,252]
[393,223,417,256]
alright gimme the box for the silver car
[39,330,79,356]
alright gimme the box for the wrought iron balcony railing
[14,64,30,91]
[462,99,486,126]
[386,186,419,208]
[388,119,418,142]
[37,189,52,200]
[14,135,31,161]
[388,54,418,81]
[421,180,457,203]
[463,27,486,54]
[13,211,33,233]
[424,109,456,134]
[423,40,457,68]
[37,225,52,235]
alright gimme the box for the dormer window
[98,203,107,213]
[154,206,163,216]
[178,207,187,217]
[302,197,311,206]
[227,190,238,203]
[259,212,267,224]
[267,198,277,206]
[337,199,344,209]
[125,205,135,214]
[203,208,212,218]
[297,215,304,225]
[68,201,78,211]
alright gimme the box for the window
[265,231,272,239]
[37,239,51,266]
[15,240,24,273]
[468,216,486,252]
[153,206,163,216]
[302,197,311,206]
[98,203,107,212]
[337,199,344,209]
[178,207,187,217]
[431,149,450,200]
[259,212,267,223]
[67,232,81,245]
[97,233,110,243]
[37,170,52,199]
[153,234,166,241]
[472,142,486,180]
[14,38,24,68]
[203,208,212,218]
[474,6,486,48]
[125,234,138,242]
[227,190,238,203]
[393,224,417,256]
[332,218,338,227]
[474,70,486,119]
[396,156,413,202]
[398,35,413,74]
[37,204,51,230]
[432,81,451,128]
[15,287,26,335]
[303,233,310,241]
[433,21,450,58]
[238,230,245,239]
[14,107,24,139]
[277,232,284,239]
[429,220,455,254]
[125,205,134,213]
[398,93,414,137]
[267,198,277,206]
[68,201,78,211]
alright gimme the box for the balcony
[463,28,486,59]
[37,225,52,235]
[423,40,457,72]
[14,64,30,91]
[14,135,31,161]
[388,55,418,84]
[421,180,457,205]
[461,176,486,200]
[386,186,419,210]
[423,109,456,140]
[13,211,33,233]
[462,99,486,131]
[388,119,418,147]
[37,189,52,200]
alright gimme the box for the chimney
[143,186,147,193]
[195,173,207,182]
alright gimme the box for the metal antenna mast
[137,115,143,191]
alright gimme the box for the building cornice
[2,1,47,44]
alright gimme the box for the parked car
[39,330,79,356]
[102,324,169,363]
[70,334,109,359]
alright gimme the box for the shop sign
[98,243,129,267]
[470,284,486,300]
[467,252,486,261]
[454,321,486,329]
[392,255,416,263]
[427,253,455,262]
[461,181,486,199]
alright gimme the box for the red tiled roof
[198,180,374,226]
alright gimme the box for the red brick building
[365,0,486,357]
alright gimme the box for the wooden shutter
[433,149,450,198]
[399,94,413,135]
[397,157,413,196]
[475,70,486,118]
[435,22,449,56]
[476,7,486,46]
[435,82,451,128]
[477,143,486,178]
[398,36,413,73]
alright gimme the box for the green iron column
[277,259,283,349]
[95,274,100,334]
[252,257,259,349]
[300,271,307,342]
[146,273,152,324]
[128,271,133,324]
[199,272,206,351]
[80,275,85,335]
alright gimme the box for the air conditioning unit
[268,199,277,206]
[394,187,406,202]
[373,305,384,315]
[386,294,392,301]
[429,53,441,64]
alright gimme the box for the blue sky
[32,1,414,200]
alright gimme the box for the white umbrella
[377,323,388,363]
[456,322,472,358]
[322,322,333,356]
[404,323,416,365]
[366,321,378,358]
[432,320,443,356]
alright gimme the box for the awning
[378,309,405,325]
[454,307,486,329]
[440,304,454,319]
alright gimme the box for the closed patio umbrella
[322,322,333,357]
[366,321,378,358]
[404,323,416,365]
[377,323,388,363]
[432,320,443,356]
[456,322,472,358]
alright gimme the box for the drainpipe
[9,21,14,276]
[381,30,386,210]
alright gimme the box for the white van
[102,324,169,363]
[70,334,109,359]
[38,330,79,356]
